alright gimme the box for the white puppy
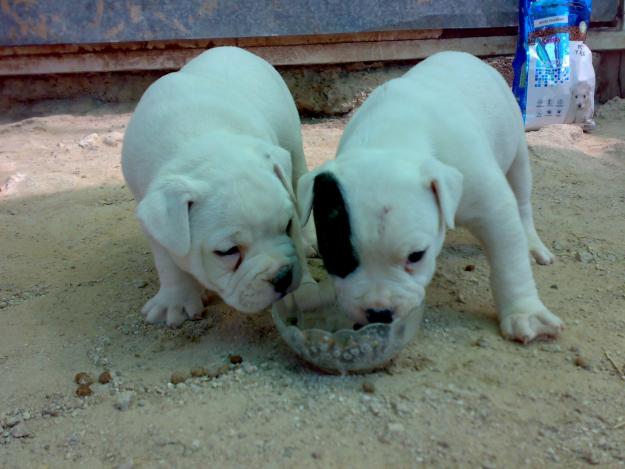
[570,81,594,124]
[298,51,563,343]
[122,46,312,326]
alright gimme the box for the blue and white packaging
[513,0,596,131]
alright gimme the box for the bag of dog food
[513,0,596,131]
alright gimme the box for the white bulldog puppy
[122,46,313,326]
[298,51,563,343]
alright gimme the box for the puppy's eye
[407,250,426,263]
[575,95,578,99]
[583,94,587,99]
[214,246,240,257]
[285,219,292,234]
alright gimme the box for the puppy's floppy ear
[136,178,195,258]
[310,168,359,278]
[272,162,297,207]
[296,160,337,226]
[258,142,298,207]
[421,159,463,230]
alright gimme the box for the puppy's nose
[365,308,394,324]
[271,266,293,295]
[578,103,583,109]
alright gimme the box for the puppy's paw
[292,279,334,311]
[304,241,318,258]
[527,236,555,265]
[303,222,318,258]
[500,303,563,344]
[141,286,204,327]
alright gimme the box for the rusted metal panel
[0,0,619,47]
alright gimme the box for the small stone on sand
[114,391,134,411]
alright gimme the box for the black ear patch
[312,172,359,278]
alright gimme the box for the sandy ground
[1,98,625,468]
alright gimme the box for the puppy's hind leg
[467,179,563,343]
[506,144,555,265]
[141,239,205,327]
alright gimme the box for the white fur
[570,81,594,124]
[299,51,563,343]
[122,46,313,326]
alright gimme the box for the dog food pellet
[98,371,112,384]
[464,264,476,272]
[190,367,208,378]
[74,372,94,386]
[574,355,591,370]
[170,371,188,384]
[229,355,243,365]
[75,384,92,397]
[362,382,376,394]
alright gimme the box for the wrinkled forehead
[348,186,440,253]
[199,173,293,239]
[225,165,291,212]
[340,166,439,227]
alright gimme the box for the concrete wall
[3,52,622,118]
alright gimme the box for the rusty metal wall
[0,0,620,47]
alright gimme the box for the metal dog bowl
[272,282,424,373]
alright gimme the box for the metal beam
[0,29,623,76]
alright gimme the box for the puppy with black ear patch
[298,51,563,343]
[122,46,315,327]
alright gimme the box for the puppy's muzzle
[271,265,293,296]
[365,308,394,324]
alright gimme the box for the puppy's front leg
[288,213,332,310]
[290,147,318,257]
[467,186,563,343]
[142,239,204,327]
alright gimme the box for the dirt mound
[595,97,625,120]
[526,124,584,148]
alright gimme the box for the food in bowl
[272,281,424,373]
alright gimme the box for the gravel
[114,392,134,412]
